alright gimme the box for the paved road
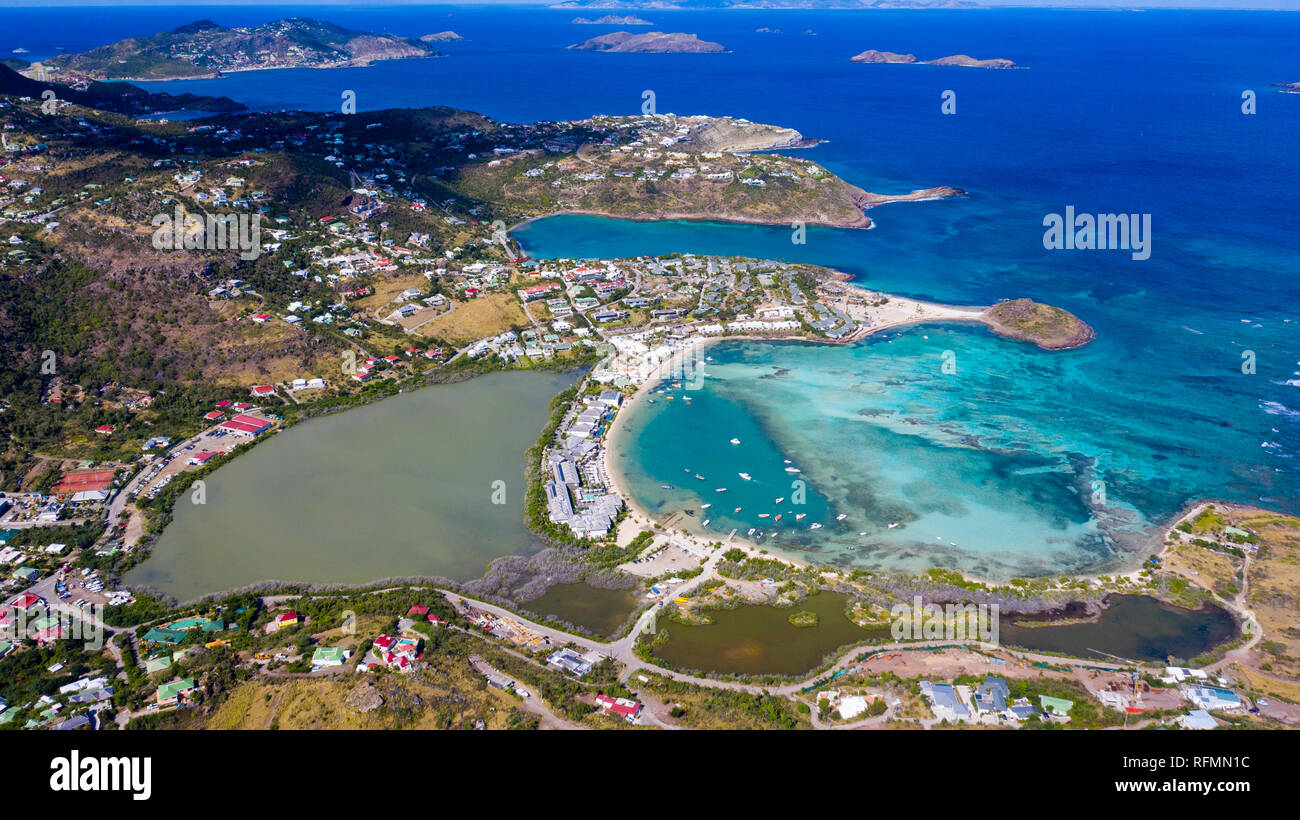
[442,578,1134,702]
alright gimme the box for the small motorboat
[774,497,784,504]
[739,472,752,481]
[810,523,823,530]
[888,522,900,529]
[730,438,741,445]
[795,513,806,521]
[661,485,674,490]
[836,514,847,521]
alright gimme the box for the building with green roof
[156,678,196,706]
[144,655,174,674]
[143,627,188,645]
[1039,695,1074,716]
[311,646,350,669]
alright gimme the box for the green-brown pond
[651,592,890,677]
[523,583,639,638]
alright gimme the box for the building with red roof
[220,414,273,436]
[595,694,642,721]
[9,591,44,611]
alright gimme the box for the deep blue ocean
[5,5,1297,577]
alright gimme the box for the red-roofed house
[406,605,429,617]
[9,591,44,611]
[250,385,275,398]
[203,411,224,421]
[216,400,233,408]
[272,611,299,631]
[595,694,642,722]
[95,425,115,435]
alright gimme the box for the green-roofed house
[144,655,174,674]
[165,616,225,632]
[143,627,188,645]
[13,566,41,581]
[1039,695,1074,717]
[0,640,13,659]
[311,646,351,670]
[156,678,196,707]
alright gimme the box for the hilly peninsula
[42,17,440,82]
[569,32,727,53]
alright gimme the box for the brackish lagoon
[1000,595,1237,664]
[523,583,639,638]
[127,371,578,601]
[651,593,890,676]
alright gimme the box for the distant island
[569,32,727,53]
[851,49,1016,69]
[982,298,1095,350]
[419,31,465,43]
[573,15,654,25]
[42,17,440,82]
[554,1,979,9]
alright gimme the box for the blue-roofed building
[920,681,970,722]
[974,677,1010,714]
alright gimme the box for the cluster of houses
[918,678,1073,726]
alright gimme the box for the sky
[1,1,1297,10]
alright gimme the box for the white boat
[810,523,823,530]
[716,487,727,493]
[774,497,784,504]
[784,467,800,473]
[758,513,770,518]
[734,506,743,513]
[701,503,712,509]
[795,513,806,521]
[783,459,792,464]
[836,514,847,521]
[738,472,752,481]
[702,519,710,527]
[730,438,741,445]
[859,531,867,536]
[888,522,900,529]
[747,528,755,535]
[695,474,706,480]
